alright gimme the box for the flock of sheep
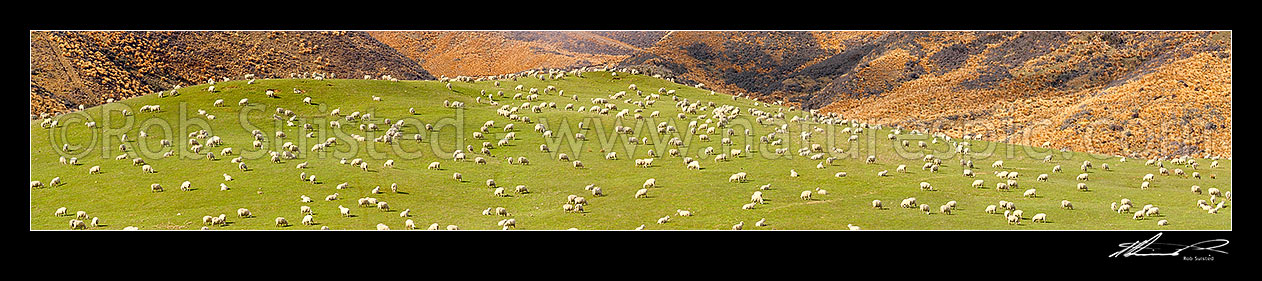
[32,67,1231,230]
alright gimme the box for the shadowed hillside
[30,31,432,117]
[623,31,1231,158]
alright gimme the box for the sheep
[1076,183,1088,191]
[150,183,163,192]
[900,198,917,208]
[919,182,933,191]
[89,166,101,174]
[1133,210,1145,220]
[338,205,351,217]
[1207,187,1221,196]
[453,172,463,181]
[1012,210,1024,219]
[275,217,290,227]
[800,190,813,200]
[1023,189,1037,198]
[1117,204,1132,214]
[237,208,252,218]
[1032,213,1047,223]
[1157,220,1169,226]
[634,188,649,198]
[877,170,889,177]
[299,215,316,226]
[872,200,883,209]
[493,187,507,197]
[1141,181,1151,189]
[920,204,931,214]
[1076,173,1089,181]
[985,205,997,214]
[1190,185,1202,194]
[971,179,985,188]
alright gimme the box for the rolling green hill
[29,71,1231,230]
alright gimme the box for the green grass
[29,72,1232,230]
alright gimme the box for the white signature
[1109,232,1229,258]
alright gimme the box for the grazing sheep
[634,188,648,198]
[872,200,883,209]
[1032,213,1047,223]
[1133,210,1145,220]
[985,205,997,214]
[920,182,933,191]
[900,198,917,208]
[275,217,289,227]
[995,181,1010,191]
[919,204,931,214]
[1023,189,1036,198]
[377,201,390,211]
[1076,173,1089,181]
[800,190,812,200]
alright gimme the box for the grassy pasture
[30,71,1231,230]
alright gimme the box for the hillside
[30,72,1231,230]
[30,31,432,117]
[368,31,650,77]
[620,31,1232,158]
[808,31,1232,158]
[29,31,1232,159]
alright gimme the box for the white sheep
[1032,213,1047,223]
